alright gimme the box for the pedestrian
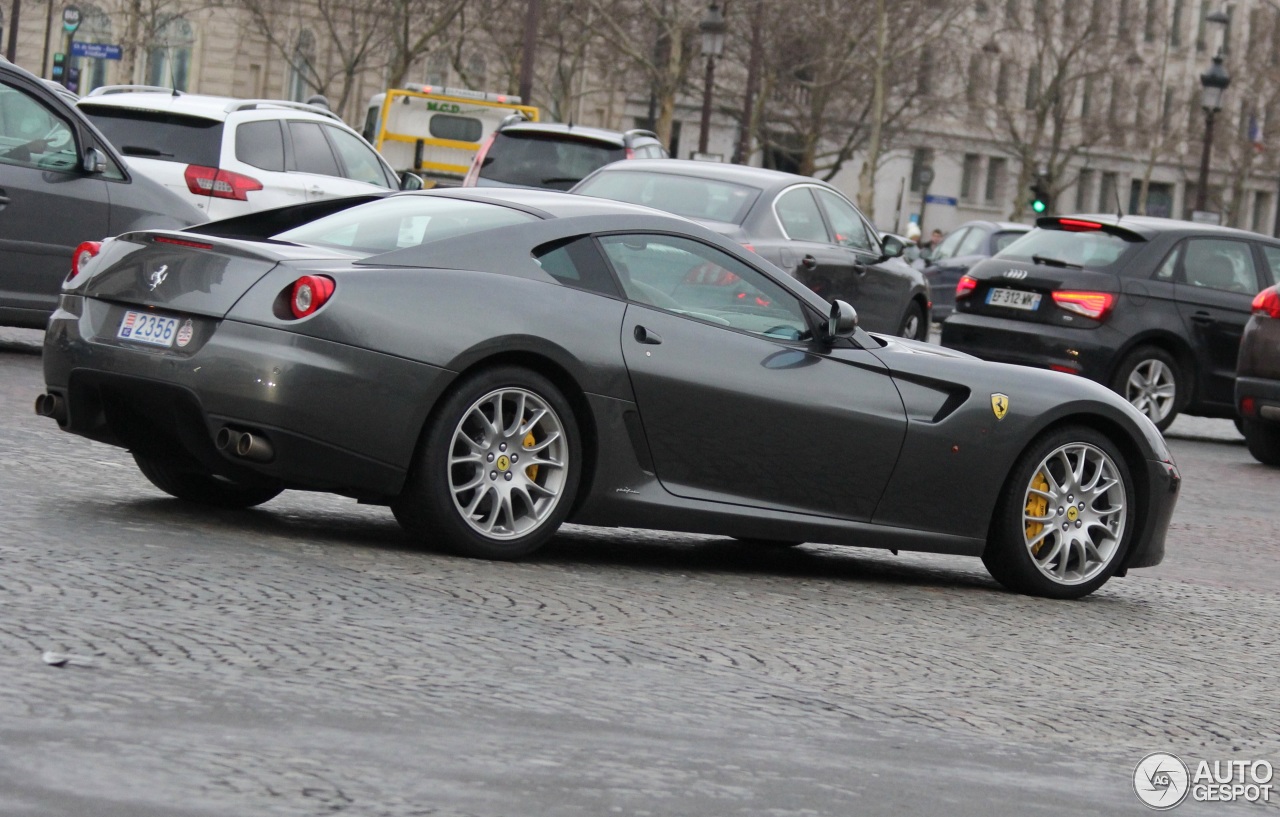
[918,228,944,262]
[903,223,924,267]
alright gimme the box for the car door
[286,120,387,201]
[0,74,111,325]
[1174,237,1266,406]
[771,185,856,304]
[812,187,905,332]
[599,232,908,521]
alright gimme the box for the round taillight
[289,275,335,319]
[1252,286,1280,319]
[67,240,103,282]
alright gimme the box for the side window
[774,187,829,243]
[235,120,285,171]
[1259,245,1280,286]
[1153,243,1181,281]
[955,227,988,257]
[992,230,1024,254]
[288,121,340,177]
[814,188,873,251]
[0,82,79,172]
[932,228,968,262]
[533,236,621,297]
[1181,238,1261,294]
[325,125,392,187]
[598,233,810,340]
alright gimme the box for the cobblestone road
[1,328,1276,815]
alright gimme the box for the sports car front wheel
[132,453,283,508]
[394,366,580,560]
[982,426,1133,599]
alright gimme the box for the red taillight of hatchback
[67,241,102,282]
[1252,286,1280,318]
[184,165,263,200]
[955,275,978,299]
[1052,290,1115,320]
[289,275,335,319]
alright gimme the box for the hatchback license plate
[986,288,1041,310]
[117,311,180,347]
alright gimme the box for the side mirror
[879,234,906,260]
[399,171,425,191]
[82,147,106,175]
[826,299,858,340]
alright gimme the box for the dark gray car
[924,220,1031,321]
[0,59,203,328]
[38,188,1179,599]
[571,159,929,339]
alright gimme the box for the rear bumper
[1235,375,1280,423]
[1124,458,1180,570]
[42,296,452,499]
[940,312,1120,383]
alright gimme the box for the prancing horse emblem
[148,264,169,291]
[991,393,1010,421]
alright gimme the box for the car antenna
[1114,185,1124,222]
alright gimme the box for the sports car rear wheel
[394,367,580,559]
[132,452,283,508]
[983,426,1132,599]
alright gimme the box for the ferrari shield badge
[991,393,1010,421]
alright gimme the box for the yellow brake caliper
[523,432,538,481]
[1025,472,1050,554]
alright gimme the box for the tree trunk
[855,0,887,218]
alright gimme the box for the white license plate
[117,311,180,347]
[986,288,1041,311]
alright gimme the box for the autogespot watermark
[1133,752,1274,809]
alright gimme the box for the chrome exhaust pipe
[214,426,237,452]
[34,393,67,424]
[234,431,274,463]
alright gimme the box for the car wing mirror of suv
[82,147,106,175]
[399,171,425,191]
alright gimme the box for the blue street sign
[924,194,958,206]
[70,42,122,60]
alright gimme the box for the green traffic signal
[1031,198,1047,213]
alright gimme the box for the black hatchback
[940,215,1278,430]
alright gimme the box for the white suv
[77,86,415,219]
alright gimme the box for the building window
[147,16,194,92]
[1005,0,1019,26]
[961,153,982,201]
[965,54,986,104]
[1162,87,1177,132]
[287,30,315,102]
[985,157,1006,204]
[1117,0,1132,35]
[425,53,449,86]
[1252,191,1272,234]
[1196,0,1210,51]
[995,60,1012,105]
[1076,170,1095,211]
[1171,0,1184,46]
[1025,64,1039,109]
[1144,0,1160,42]
[917,49,934,96]
[910,147,934,193]
[465,55,487,89]
[1099,172,1119,212]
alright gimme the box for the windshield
[997,227,1138,269]
[479,132,624,190]
[273,195,538,255]
[576,170,760,225]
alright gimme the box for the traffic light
[52,53,65,83]
[1030,176,1051,214]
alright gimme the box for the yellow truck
[362,84,539,186]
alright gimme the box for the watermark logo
[1134,753,1274,809]
[1134,753,1190,810]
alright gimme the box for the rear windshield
[273,195,538,255]
[997,227,1139,269]
[480,132,624,190]
[576,170,760,225]
[80,106,222,166]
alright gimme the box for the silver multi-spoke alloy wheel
[448,387,569,540]
[1020,442,1128,586]
[1123,358,1176,426]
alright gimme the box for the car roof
[954,220,1031,232]
[498,121,657,146]
[1043,213,1279,242]
[581,158,835,192]
[78,87,340,123]
[418,185,692,221]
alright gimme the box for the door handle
[852,263,869,276]
[1190,311,1215,325]
[633,325,663,345]
[801,254,818,270]
[0,188,8,208]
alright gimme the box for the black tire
[1241,419,1280,466]
[731,537,804,548]
[1109,346,1183,432]
[132,452,283,508]
[393,366,581,560]
[982,426,1134,599]
[898,301,928,341]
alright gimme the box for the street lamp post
[1194,11,1232,215]
[697,2,726,157]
